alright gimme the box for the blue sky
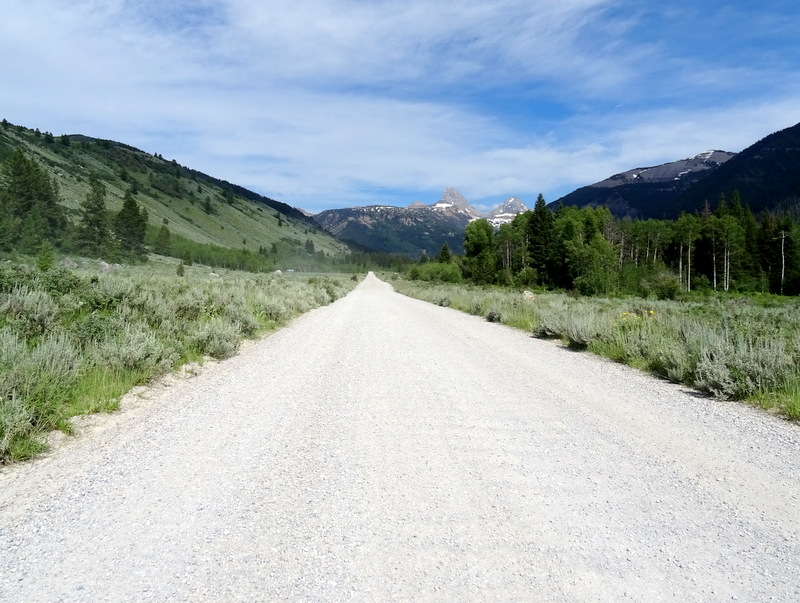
[2,1,800,213]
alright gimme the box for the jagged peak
[438,187,470,209]
[490,196,529,216]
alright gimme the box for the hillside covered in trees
[0,120,384,272]
[415,193,800,297]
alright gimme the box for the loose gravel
[1,273,799,601]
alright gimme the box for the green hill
[0,120,349,269]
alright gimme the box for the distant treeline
[415,193,800,297]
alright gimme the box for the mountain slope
[667,121,800,217]
[314,188,530,256]
[314,202,472,256]
[488,197,529,227]
[0,121,346,260]
[554,151,735,218]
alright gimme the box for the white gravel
[1,272,799,601]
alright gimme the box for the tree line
[0,149,148,260]
[419,192,800,297]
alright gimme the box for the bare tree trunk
[687,245,692,292]
[781,231,786,295]
[712,238,718,290]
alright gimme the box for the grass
[389,276,800,421]
[0,257,359,463]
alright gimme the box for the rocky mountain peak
[438,187,470,210]
[490,196,529,217]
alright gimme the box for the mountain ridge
[313,188,530,256]
[553,150,736,218]
[0,121,347,265]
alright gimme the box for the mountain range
[5,117,800,260]
[313,187,530,256]
[554,121,800,219]
[317,122,800,253]
[553,151,736,218]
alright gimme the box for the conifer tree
[0,149,66,251]
[154,225,171,255]
[76,177,111,256]
[436,242,452,263]
[527,194,555,285]
[113,191,148,256]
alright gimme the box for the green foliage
[436,242,452,263]
[527,194,555,284]
[154,224,172,255]
[0,149,67,252]
[436,188,800,300]
[113,191,147,256]
[463,219,496,284]
[36,240,57,272]
[75,177,111,256]
[408,261,462,283]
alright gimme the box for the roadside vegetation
[390,278,800,421]
[0,258,358,463]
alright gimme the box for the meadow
[0,258,357,462]
[389,277,800,421]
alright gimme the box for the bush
[408,261,462,283]
[516,267,538,287]
[485,309,503,323]
[93,323,172,374]
[188,317,241,359]
[0,286,59,338]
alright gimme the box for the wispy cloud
[2,0,800,212]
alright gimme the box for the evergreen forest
[416,193,800,298]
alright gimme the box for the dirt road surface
[1,273,799,601]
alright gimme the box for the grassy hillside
[0,120,347,267]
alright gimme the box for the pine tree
[729,190,761,287]
[113,191,147,256]
[436,242,452,263]
[76,177,111,256]
[0,149,66,251]
[527,194,555,285]
[154,225,171,255]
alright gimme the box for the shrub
[188,317,240,359]
[408,261,462,283]
[485,309,503,323]
[0,393,34,460]
[0,286,59,338]
[93,323,172,375]
[694,336,791,400]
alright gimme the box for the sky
[3,1,800,214]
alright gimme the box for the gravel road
[1,273,799,601]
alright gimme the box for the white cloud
[2,0,800,214]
